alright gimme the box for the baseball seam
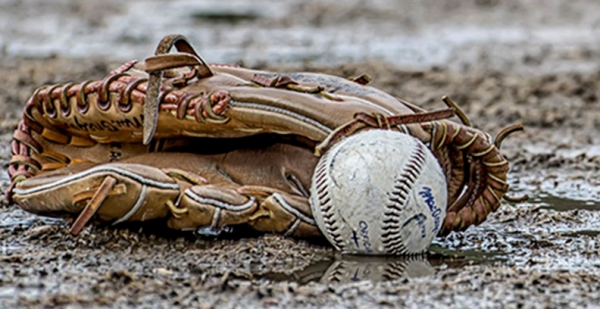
[326,262,346,283]
[381,141,426,254]
[383,260,409,280]
[313,149,346,252]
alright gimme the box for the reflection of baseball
[322,256,434,284]
[310,130,447,255]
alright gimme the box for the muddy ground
[1,0,600,308]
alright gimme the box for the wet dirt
[2,0,600,308]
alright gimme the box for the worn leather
[8,34,517,237]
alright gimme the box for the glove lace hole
[42,84,61,119]
[59,83,75,117]
[118,78,147,113]
[98,73,127,111]
[76,80,94,114]
[178,93,203,119]
[97,98,111,111]
[117,101,133,113]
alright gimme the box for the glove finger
[248,191,320,238]
[12,162,179,225]
[168,184,257,233]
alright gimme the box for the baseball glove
[7,34,523,238]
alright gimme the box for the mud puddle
[5,192,595,287]
[2,191,600,307]
[531,193,599,212]
[257,248,507,285]
[253,192,600,286]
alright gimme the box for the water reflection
[530,194,599,212]
[321,256,435,284]
[259,246,507,284]
[259,256,434,284]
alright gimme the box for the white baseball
[310,130,447,255]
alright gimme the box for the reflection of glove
[8,34,521,237]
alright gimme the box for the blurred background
[1,0,599,73]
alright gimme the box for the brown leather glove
[8,34,522,237]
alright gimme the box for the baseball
[310,130,447,255]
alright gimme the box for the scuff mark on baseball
[310,130,447,255]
